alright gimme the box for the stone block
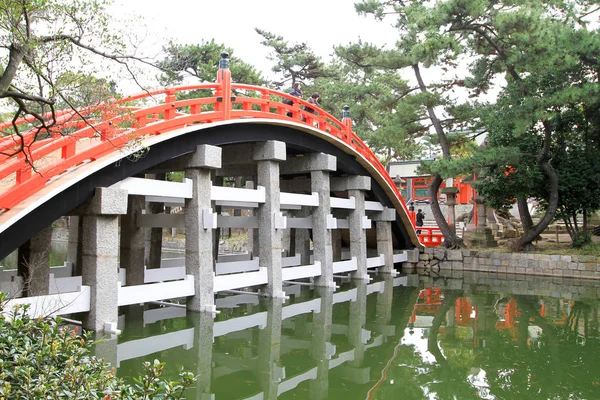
[451,261,463,270]
[433,249,446,260]
[407,249,420,263]
[86,187,128,215]
[568,262,578,270]
[439,261,452,270]
[253,140,287,161]
[560,255,572,262]
[581,270,596,279]
[281,153,336,173]
[371,208,397,222]
[447,250,463,261]
[330,175,371,191]
[187,144,222,169]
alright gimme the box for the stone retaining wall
[416,271,600,301]
[405,248,600,280]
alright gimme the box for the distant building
[388,160,474,205]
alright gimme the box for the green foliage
[0,293,195,399]
[255,29,332,90]
[158,39,265,86]
[166,171,185,183]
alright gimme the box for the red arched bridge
[0,56,442,262]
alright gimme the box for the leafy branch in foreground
[0,293,195,399]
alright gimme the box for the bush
[0,293,195,399]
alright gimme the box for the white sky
[110,0,399,91]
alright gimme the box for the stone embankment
[405,248,600,280]
[417,270,600,301]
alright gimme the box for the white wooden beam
[112,177,193,198]
[330,196,356,209]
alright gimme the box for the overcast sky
[110,0,399,91]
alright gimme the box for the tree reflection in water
[384,285,600,400]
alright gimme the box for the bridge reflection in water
[105,271,600,400]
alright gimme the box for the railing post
[408,201,416,227]
[164,89,176,120]
[216,51,232,120]
[341,105,352,144]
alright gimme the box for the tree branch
[0,44,26,93]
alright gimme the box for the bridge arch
[0,120,418,260]
[0,56,445,332]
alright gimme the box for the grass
[476,233,600,258]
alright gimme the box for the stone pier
[185,144,221,312]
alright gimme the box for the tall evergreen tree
[354,0,600,250]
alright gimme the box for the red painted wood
[0,76,442,246]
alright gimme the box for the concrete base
[463,227,498,248]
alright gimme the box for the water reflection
[110,272,600,399]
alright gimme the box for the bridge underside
[0,122,415,258]
[0,121,419,332]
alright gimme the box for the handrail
[0,61,436,246]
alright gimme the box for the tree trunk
[413,63,463,248]
[515,124,559,251]
[516,196,534,234]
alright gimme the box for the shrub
[0,293,195,399]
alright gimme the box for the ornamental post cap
[219,51,230,69]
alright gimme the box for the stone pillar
[121,195,146,286]
[476,195,487,228]
[145,173,166,270]
[310,287,333,400]
[67,216,83,275]
[146,201,164,270]
[17,226,52,297]
[184,145,221,312]
[257,297,283,399]
[375,274,394,328]
[331,175,370,280]
[295,207,312,265]
[79,187,128,332]
[194,312,215,399]
[348,186,368,281]
[349,282,368,365]
[372,208,397,274]
[332,229,342,262]
[441,187,459,235]
[311,167,335,287]
[253,141,286,298]
[92,332,118,370]
[464,195,498,248]
[279,152,337,285]
[340,282,370,384]
[246,178,260,258]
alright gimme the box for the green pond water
[109,272,600,400]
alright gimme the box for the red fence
[0,62,443,247]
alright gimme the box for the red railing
[0,60,442,246]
